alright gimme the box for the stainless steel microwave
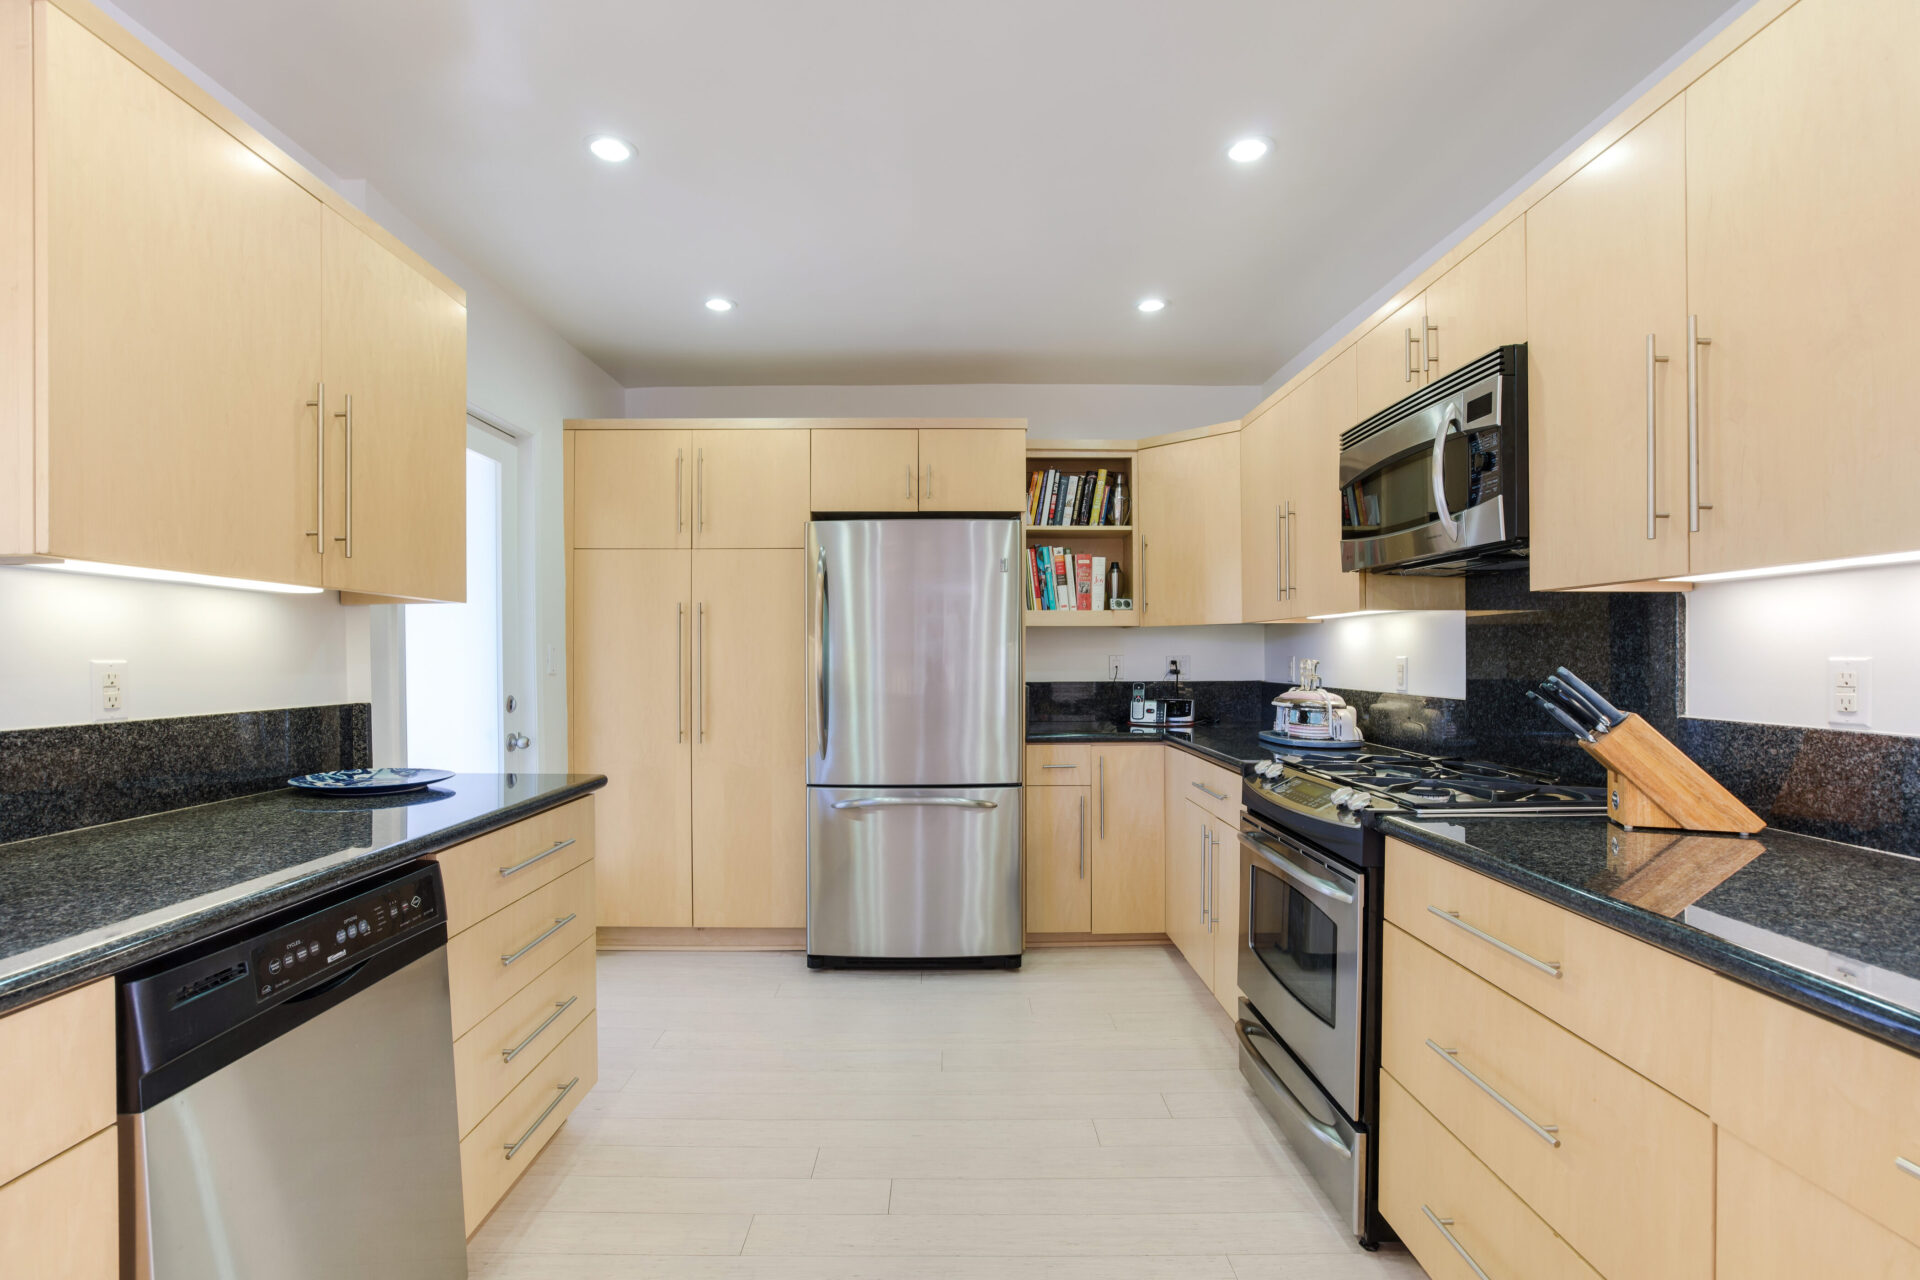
[1339,344,1527,574]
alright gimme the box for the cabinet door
[1164,795,1212,987]
[692,429,810,548]
[1355,294,1426,421]
[1717,1130,1920,1280]
[1238,398,1289,622]
[1685,0,1920,574]
[1090,745,1164,933]
[0,1128,118,1280]
[1210,812,1240,1013]
[1527,100,1689,590]
[573,430,691,548]
[320,209,468,600]
[918,429,1027,512]
[1025,784,1090,933]
[1137,432,1240,626]
[572,550,692,926]
[39,8,322,584]
[1423,218,1527,380]
[691,550,807,927]
[1282,349,1365,619]
[809,428,919,512]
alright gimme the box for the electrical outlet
[1106,654,1122,681]
[90,659,127,721]
[1166,655,1191,682]
[1829,657,1872,727]
[1394,655,1408,692]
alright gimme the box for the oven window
[1249,864,1340,1028]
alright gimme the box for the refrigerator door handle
[813,546,829,759]
[831,797,1000,811]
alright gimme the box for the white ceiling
[113,0,1735,387]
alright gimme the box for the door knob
[506,733,532,752]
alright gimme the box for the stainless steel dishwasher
[118,861,468,1280]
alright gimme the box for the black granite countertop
[0,773,605,1015]
[1027,721,1275,771]
[1381,814,1920,1057]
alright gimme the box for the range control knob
[1328,787,1355,808]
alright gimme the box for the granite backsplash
[0,704,371,845]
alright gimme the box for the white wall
[623,384,1259,441]
[1263,612,1467,700]
[1027,625,1269,683]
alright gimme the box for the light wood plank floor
[470,944,1429,1279]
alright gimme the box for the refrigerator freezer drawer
[808,786,1023,959]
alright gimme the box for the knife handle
[1528,689,1596,743]
[1554,668,1628,726]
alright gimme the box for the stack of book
[1025,546,1117,613]
[1027,468,1127,527]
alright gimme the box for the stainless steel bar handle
[1140,539,1149,618]
[1201,826,1211,928]
[499,837,576,878]
[1897,1156,1920,1181]
[676,601,686,743]
[1431,414,1460,542]
[814,550,828,759]
[502,914,577,966]
[1234,1018,1353,1157]
[1687,315,1712,531]
[1427,906,1561,976]
[502,996,578,1063]
[1079,794,1087,879]
[305,382,325,553]
[696,602,706,742]
[697,448,706,530]
[1238,831,1356,905]
[1192,781,1229,802]
[1286,503,1297,597]
[1646,335,1670,540]
[1040,763,1078,769]
[1420,1207,1493,1280]
[504,1077,579,1159]
[1098,756,1106,837]
[1405,327,1416,382]
[831,797,999,810]
[333,395,354,558]
[1424,318,1439,371]
[676,449,684,533]
[1275,505,1286,601]
[925,464,933,502]
[905,464,913,500]
[1426,1039,1560,1147]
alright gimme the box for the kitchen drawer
[0,980,114,1188]
[432,797,595,936]
[453,935,598,1137]
[0,1127,117,1280]
[447,862,596,1037]
[1027,743,1090,785]
[1170,748,1240,824]
[1384,837,1713,1109]
[1380,1070,1601,1280]
[1381,923,1713,1280]
[1717,1128,1920,1280]
[460,1012,598,1234]
[1711,975,1920,1248]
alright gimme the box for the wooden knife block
[1578,714,1766,835]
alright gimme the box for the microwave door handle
[1431,413,1460,542]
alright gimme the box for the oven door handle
[1431,412,1461,543]
[1237,830,1355,905]
[1234,1018,1354,1159]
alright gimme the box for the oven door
[1236,820,1364,1118]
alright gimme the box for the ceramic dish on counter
[286,768,454,795]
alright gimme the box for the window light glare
[587,136,633,164]
[705,297,735,312]
[1136,298,1167,314]
[13,558,324,594]
[1661,549,1920,584]
[1227,136,1272,164]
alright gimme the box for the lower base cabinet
[1024,744,1164,937]
[459,1015,598,1234]
[0,1127,117,1279]
[1163,750,1242,1013]
[1716,1129,1920,1280]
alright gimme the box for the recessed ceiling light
[1227,136,1272,164]
[1136,298,1167,314]
[705,297,735,313]
[587,136,633,163]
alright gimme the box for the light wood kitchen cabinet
[919,428,1027,512]
[1684,0,1920,576]
[691,550,807,927]
[1026,742,1091,787]
[1237,399,1289,622]
[571,549,694,927]
[0,979,113,1190]
[572,429,692,548]
[1526,99,1690,590]
[1717,1129,1920,1280]
[459,1014,596,1234]
[810,428,920,511]
[1355,295,1428,421]
[1422,217,1527,382]
[3,3,466,597]
[1088,744,1163,934]
[1137,429,1241,626]
[0,1127,117,1280]
[1025,784,1090,934]
[319,208,468,602]
[1208,807,1241,1016]
[1163,748,1240,999]
[691,429,810,548]
[1165,794,1212,988]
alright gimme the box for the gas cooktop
[1248,743,1607,818]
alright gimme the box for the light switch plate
[1394,655,1408,692]
[1828,656,1871,727]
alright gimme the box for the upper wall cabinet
[573,428,694,549]
[918,428,1027,512]
[810,424,1026,514]
[1355,295,1429,423]
[1,2,468,600]
[570,426,810,549]
[811,428,920,512]
[692,429,811,548]
[1137,429,1241,626]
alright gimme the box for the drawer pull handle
[1192,781,1230,802]
[499,837,576,878]
[503,996,579,1063]
[1041,763,1078,770]
[1898,1156,1920,1181]
[502,914,577,966]
[1420,1206,1493,1280]
[1427,906,1561,977]
[1427,1039,1560,1148]
[503,1076,579,1160]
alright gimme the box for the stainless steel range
[1232,743,1602,1247]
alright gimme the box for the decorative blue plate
[287,768,454,795]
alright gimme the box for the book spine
[1055,548,1074,609]
[1075,554,1094,610]
[1026,471,1043,525]
[1089,470,1108,526]
[1092,555,1106,610]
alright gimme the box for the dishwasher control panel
[249,868,441,1002]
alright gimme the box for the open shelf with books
[1023,443,1139,627]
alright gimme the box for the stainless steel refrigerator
[805,518,1024,966]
